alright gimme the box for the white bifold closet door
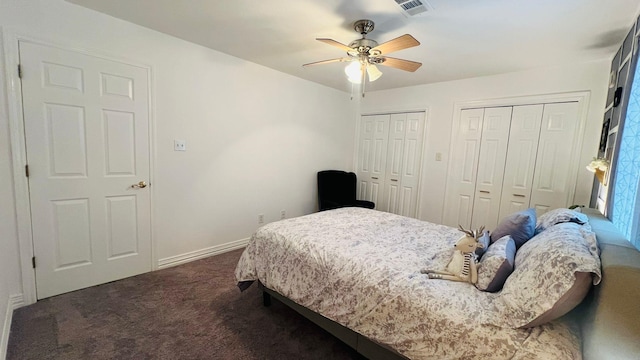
[445,108,484,228]
[497,105,544,220]
[357,112,425,218]
[529,102,581,214]
[470,107,512,230]
[445,102,580,230]
[357,115,389,207]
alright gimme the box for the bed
[235,207,603,359]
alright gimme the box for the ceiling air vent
[394,0,430,16]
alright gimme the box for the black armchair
[317,170,375,211]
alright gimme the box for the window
[611,50,640,249]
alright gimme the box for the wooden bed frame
[259,282,408,360]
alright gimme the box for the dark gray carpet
[7,248,362,359]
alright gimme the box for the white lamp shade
[367,64,382,82]
[345,61,362,84]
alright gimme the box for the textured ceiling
[66,0,640,93]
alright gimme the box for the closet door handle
[479,190,490,194]
[513,194,525,197]
[390,179,399,182]
[371,177,378,180]
[131,181,148,189]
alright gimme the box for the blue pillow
[490,208,536,249]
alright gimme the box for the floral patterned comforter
[235,208,583,360]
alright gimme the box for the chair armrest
[320,200,343,211]
[353,200,375,209]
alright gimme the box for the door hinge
[32,256,36,268]
[18,64,22,79]
[25,164,29,177]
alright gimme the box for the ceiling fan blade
[370,34,420,55]
[379,57,422,72]
[303,58,351,67]
[316,38,354,52]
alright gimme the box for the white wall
[0,0,356,339]
[360,61,610,224]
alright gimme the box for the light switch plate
[174,140,186,151]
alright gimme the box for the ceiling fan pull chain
[361,62,367,98]
[350,82,355,101]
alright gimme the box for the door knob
[131,181,148,189]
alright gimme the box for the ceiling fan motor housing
[348,38,380,57]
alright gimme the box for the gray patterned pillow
[497,222,601,328]
[491,208,536,249]
[536,207,589,233]
[476,235,516,292]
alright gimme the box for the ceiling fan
[303,19,422,97]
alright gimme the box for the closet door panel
[358,180,368,201]
[398,112,425,217]
[357,117,374,202]
[371,115,390,182]
[530,102,580,215]
[498,104,544,220]
[471,107,512,230]
[384,181,400,213]
[368,182,382,207]
[398,186,415,217]
[444,108,484,228]
[453,195,473,227]
[357,115,389,209]
[471,194,493,230]
[388,139,404,177]
[357,112,424,217]
[383,114,407,214]
[501,198,529,217]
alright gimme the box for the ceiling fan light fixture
[307,19,421,96]
[367,64,382,82]
[345,61,363,83]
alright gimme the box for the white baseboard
[1,294,24,360]
[157,237,249,270]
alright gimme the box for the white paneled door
[357,115,389,207]
[498,105,544,220]
[382,112,424,217]
[445,101,581,230]
[357,112,424,218]
[20,42,151,299]
[471,107,512,230]
[382,114,407,213]
[445,108,485,228]
[396,112,424,217]
[529,102,581,214]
